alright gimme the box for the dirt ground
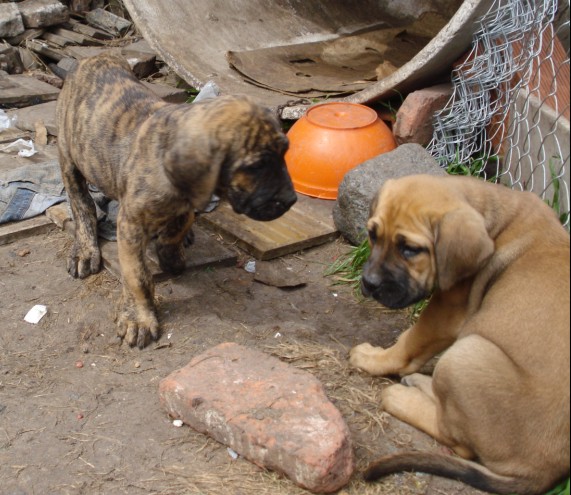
[0,227,486,495]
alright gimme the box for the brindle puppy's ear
[435,207,494,291]
[162,124,225,210]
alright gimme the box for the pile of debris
[1,0,188,110]
[0,0,192,246]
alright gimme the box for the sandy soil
[0,228,486,495]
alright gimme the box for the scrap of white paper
[0,139,38,157]
[24,305,48,324]
[0,109,13,130]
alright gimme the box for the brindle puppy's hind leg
[59,154,101,279]
[155,211,195,275]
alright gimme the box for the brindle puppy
[57,52,297,349]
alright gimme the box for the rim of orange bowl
[292,179,338,200]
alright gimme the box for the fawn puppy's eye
[400,243,427,260]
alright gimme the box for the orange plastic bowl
[285,102,397,200]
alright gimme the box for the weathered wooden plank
[0,72,60,108]
[0,127,31,145]
[41,31,73,47]
[198,197,338,260]
[52,27,102,46]
[85,8,132,36]
[8,100,57,136]
[46,204,237,280]
[18,0,70,29]
[142,82,189,103]
[0,215,54,246]
[66,18,114,41]
[26,38,65,62]
[5,28,45,47]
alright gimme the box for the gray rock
[17,0,69,29]
[333,144,447,245]
[0,3,25,38]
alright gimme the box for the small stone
[159,343,354,493]
[172,419,184,428]
[75,361,84,369]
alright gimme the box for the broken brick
[393,83,454,146]
[159,343,354,493]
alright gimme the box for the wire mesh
[428,0,570,227]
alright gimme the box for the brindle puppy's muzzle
[229,162,297,221]
[242,187,297,221]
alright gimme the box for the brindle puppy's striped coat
[57,52,297,349]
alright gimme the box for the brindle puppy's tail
[364,452,549,495]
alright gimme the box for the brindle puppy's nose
[281,189,297,209]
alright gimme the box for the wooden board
[45,204,237,281]
[8,101,57,136]
[0,74,60,108]
[0,127,31,145]
[0,215,54,246]
[0,144,60,174]
[198,196,338,260]
[101,228,238,281]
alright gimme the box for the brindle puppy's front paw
[67,241,102,279]
[155,243,186,275]
[116,306,160,349]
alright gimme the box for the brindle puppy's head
[163,96,296,221]
[222,100,297,221]
[362,175,495,308]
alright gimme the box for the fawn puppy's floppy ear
[435,207,495,291]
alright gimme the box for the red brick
[394,83,454,146]
[159,343,354,493]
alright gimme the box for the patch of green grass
[377,90,405,120]
[545,160,570,226]
[185,87,200,104]
[445,152,499,181]
[410,298,430,323]
[325,237,370,297]
[543,478,570,495]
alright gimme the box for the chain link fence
[428,0,570,226]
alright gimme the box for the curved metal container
[123,0,494,107]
